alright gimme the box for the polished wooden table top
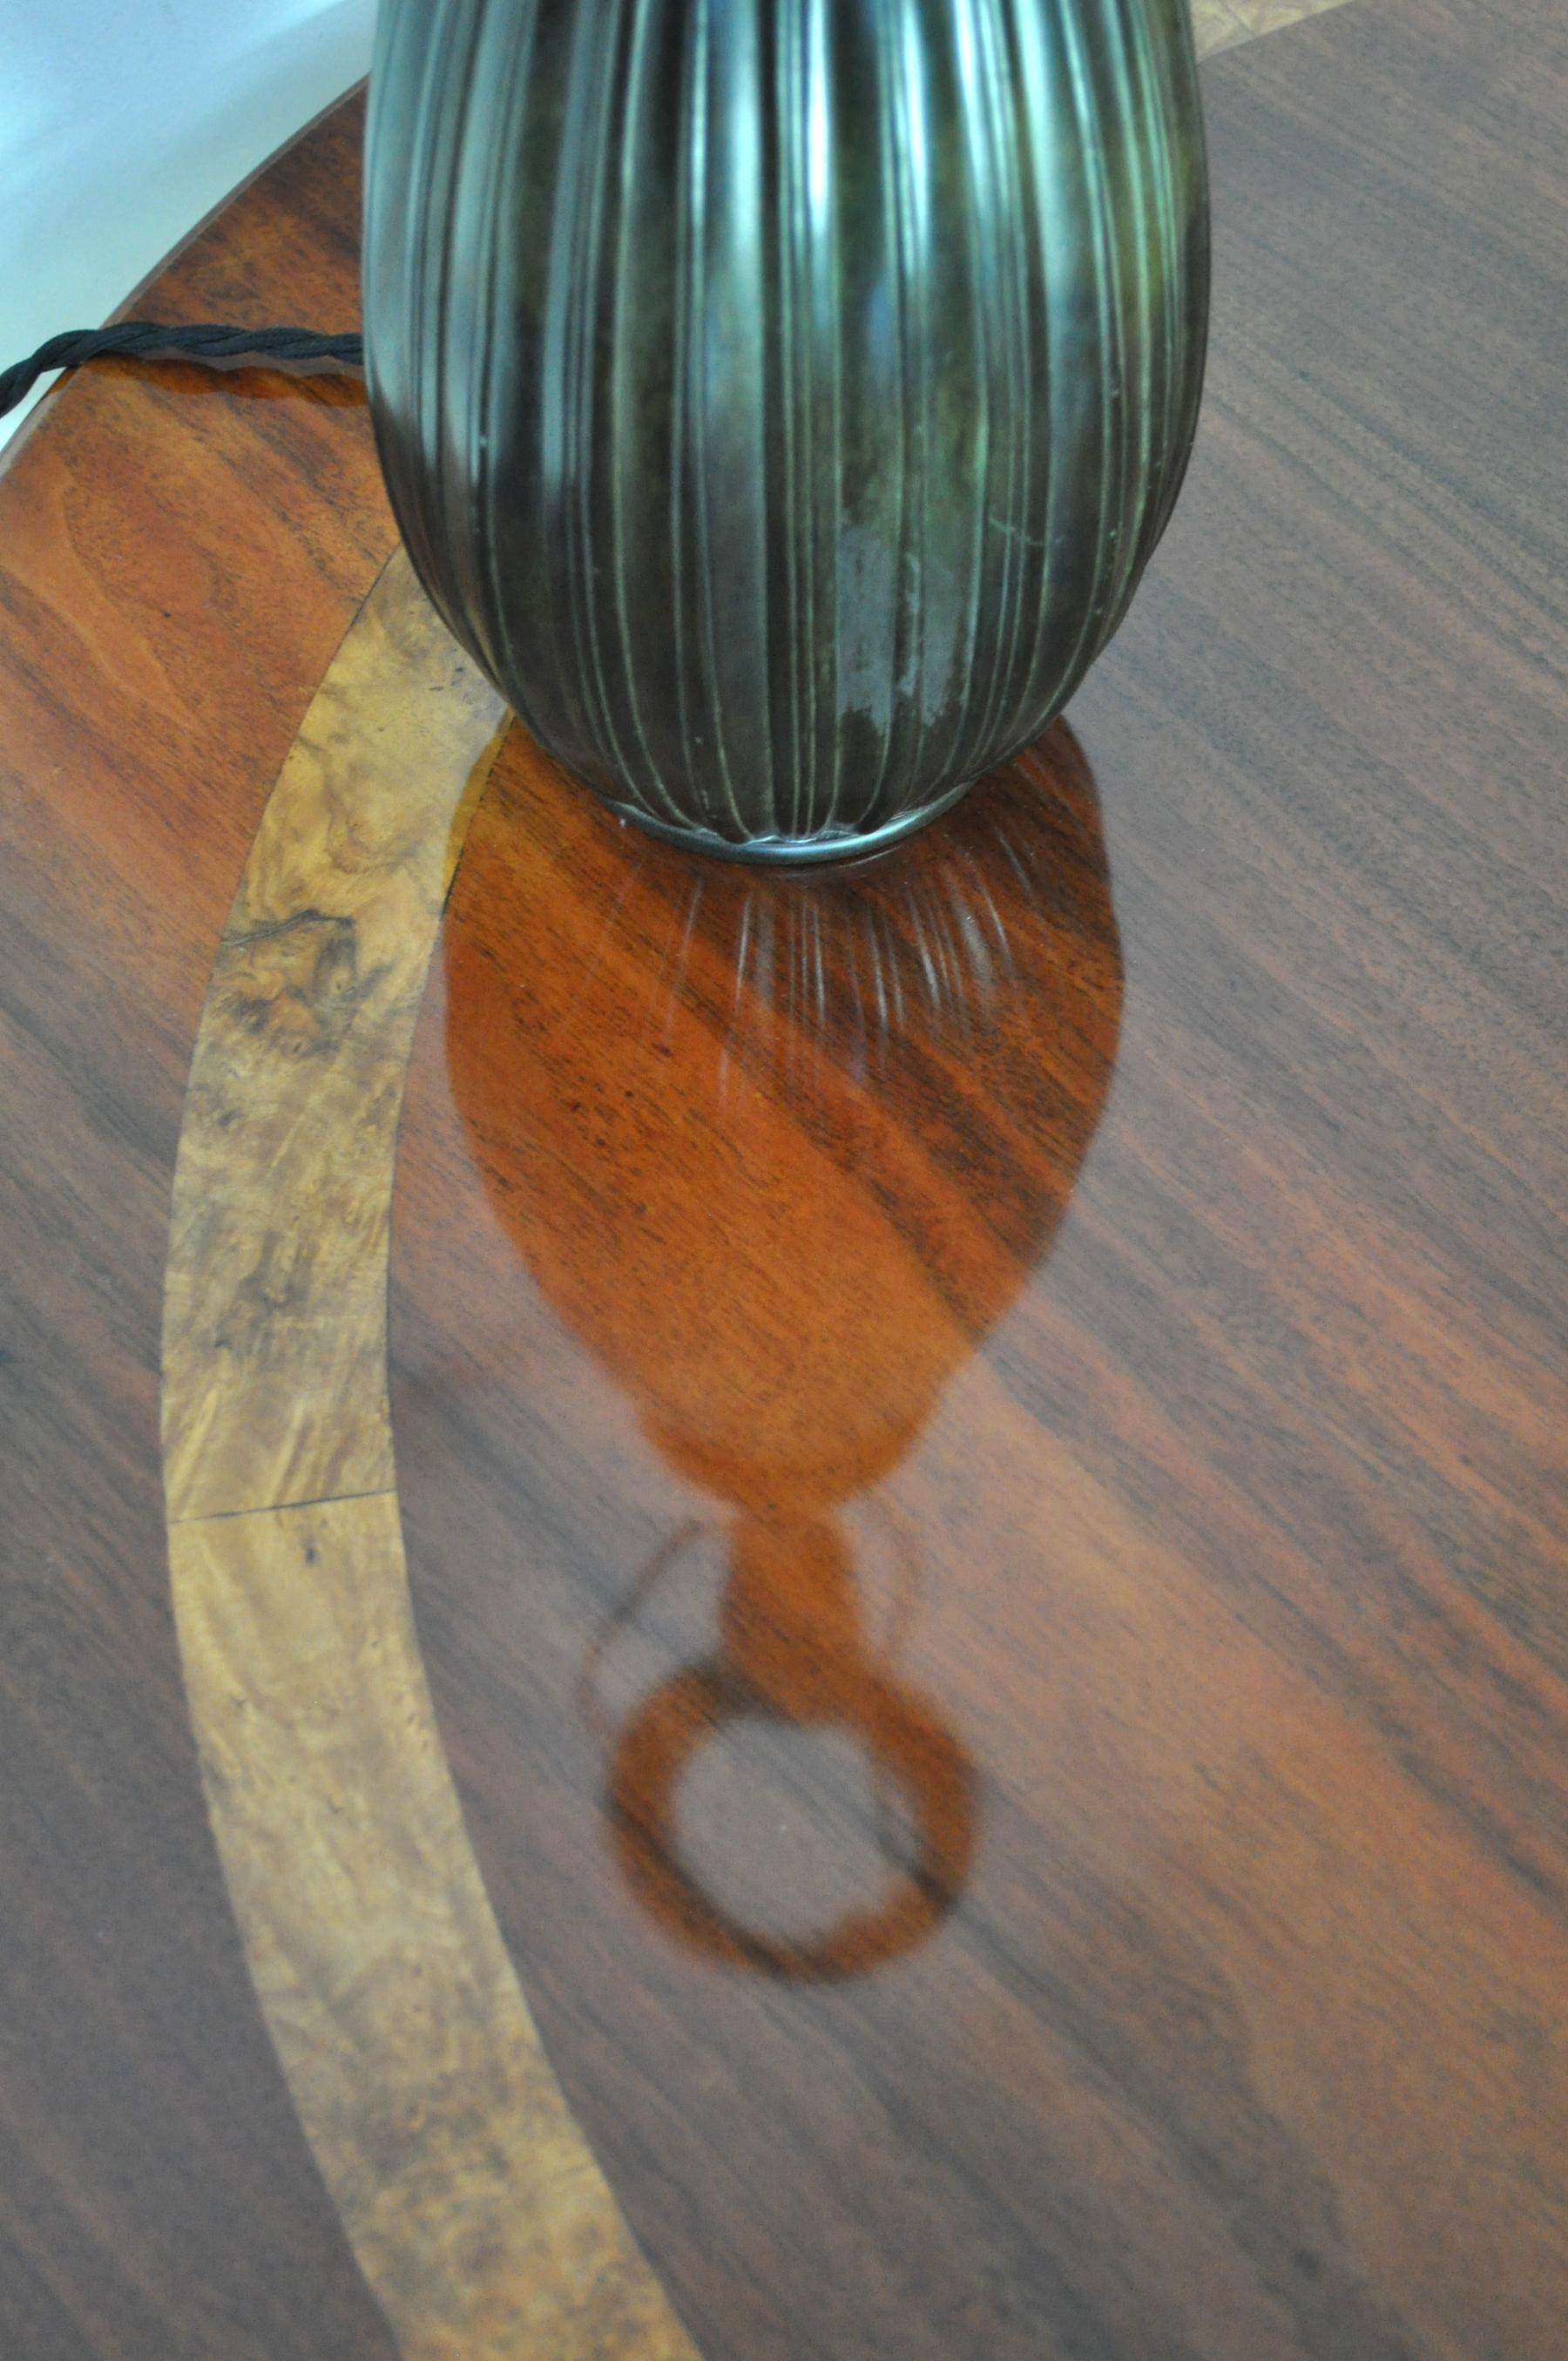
[2,1,1565,2355]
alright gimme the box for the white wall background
[0,0,377,454]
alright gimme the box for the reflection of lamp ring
[606,1661,977,1983]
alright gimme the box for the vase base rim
[598,776,976,867]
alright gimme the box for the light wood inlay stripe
[1193,0,1353,56]
[161,551,699,2361]
[168,1495,698,2361]
[162,552,507,1525]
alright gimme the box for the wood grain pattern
[381,1,1568,2356]
[162,547,507,1523]
[169,1495,699,2361]
[8,0,1564,2356]
[0,93,408,2361]
[160,550,697,2357]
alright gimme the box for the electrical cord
[0,322,363,420]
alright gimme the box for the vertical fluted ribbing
[850,0,907,838]
[366,0,1208,859]
[607,3,683,825]
[669,3,700,822]
[806,0,843,839]
[686,4,733,833]
[558,13,613,787]
[773,3,803,838]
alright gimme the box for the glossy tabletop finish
[1,0,1565,2356]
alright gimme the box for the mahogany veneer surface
[0,0,1565,2354]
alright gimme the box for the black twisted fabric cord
[0,322,364,420]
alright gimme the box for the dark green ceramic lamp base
[365,0,1210,867]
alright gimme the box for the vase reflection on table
[445,726,1123,1977]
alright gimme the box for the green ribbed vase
[364,0,1208,862]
